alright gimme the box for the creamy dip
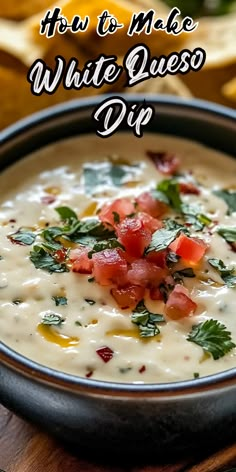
[0,133,235,383]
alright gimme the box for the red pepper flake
[9,219,16,223]
[139,365,146,374]
[86,370,93,378]
[179,182,200,195]
[96,346,114,363]
[41,195,56,205]
[146,151,180,175]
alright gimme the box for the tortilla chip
[0,35,120,130]
[125,74,192,97]
[222,77,236,103]
[0,0,56,21]
[181,13,236,69]
[181,62,236,108]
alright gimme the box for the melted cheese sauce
[0,133,235,383]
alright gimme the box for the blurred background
[0,0,236,131]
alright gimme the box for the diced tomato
[70,247,93,274]
[98,198,136,227]
[41,195,56,205]
[96,346,114,363]
[138,212,163,233]
[127,259,167,288]
[179,182,200,195]
[55,248,67,263]
[92,249,127,286]
[165,284,197,320]
[169,233,207,264]
[111,284,145,309]
[146,249,167,268]
[150,287,163,301]
[146,151,180,175]
[116,217,152,258]
[136,192,167,218]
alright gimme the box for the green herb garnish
[30,246,68,273]
[181,203,212,231]
[187,319,236,360]
[88,239,124,258]
[217,226,236,243]
[157,178,182,211]
[145,227,182,254]
[214,190,236,215]
[131,300,165,337]
[208,258,236,288]
[52,296,68,306]
[173,268,195,281]
[41,312,65,326]
[8,228,37,246]
[83,162,141,193]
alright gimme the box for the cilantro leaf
[83,162,141,193]
[214,190,236,215]
[52,296,68,306]
[217,226,236,243]
[145,227,182,254]
[181,203,212,231]
[55,206,78,222]
[30,246,68,273]
[157,178,182,211]
[131,300,165,337]
[8,228,37,246]
[187,319,236,360]
[173,268,195,281]
[41,312,65,325]
[208,258,236,288]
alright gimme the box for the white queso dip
[0,133,235,383]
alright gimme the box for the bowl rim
[0,93,236,396]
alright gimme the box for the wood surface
[0,405,236,472]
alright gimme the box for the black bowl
[0,95,236,457]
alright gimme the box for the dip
[0,133,235,383]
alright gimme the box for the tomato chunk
[138,212,163,233]
[127,259,167,288]
[146,249,167,268]
[98,198,135,227]
[92,249,127,286]
[116,217,152,258]
[169,233,207,264]
[136,192,167,218]
[70,247,93,274]
[111,285,145,309]
[149,287,163,301]
[146,151,180,175]
[179,182,200,195]
[165,284,197,320]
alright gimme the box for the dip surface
[0,133,235,383]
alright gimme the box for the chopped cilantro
[181,203,212,231]
[208,258,236,288]
[157,178,182,211]
[214,189,236,215]
[30,246,68,273]
[83,162,141,193]
[8,228,37,246]
[131,300,165,337]
[112,211,120,224]
[145,227,182,254]
[52,296,68,306]
[217,226,236,243]
[75,320,82,326]
[173,268,195,281]
[187,319,236,360]
[193,372,200,379]
[55,206,78,222]
[41,312,65,326]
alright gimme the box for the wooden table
[0,405,236,472]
